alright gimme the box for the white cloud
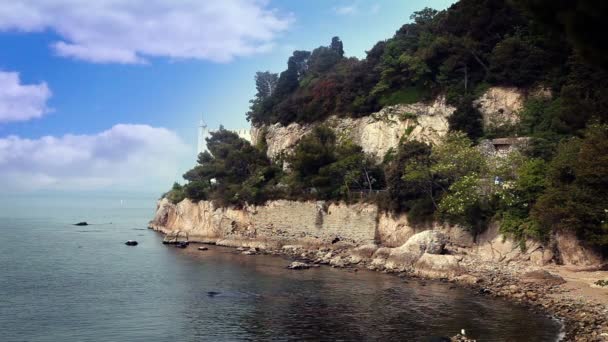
[334,5,358,16]
[0,71,51,123]
[0,0,292,64]
[0,124,192,191]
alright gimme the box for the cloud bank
[0,124,191,191]
[0,0,292,63]
[0,71,51,123]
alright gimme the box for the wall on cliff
[150,198,378,248]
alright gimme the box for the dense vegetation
[166,0,608,253]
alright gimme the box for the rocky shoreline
[149,197,607,341]
[159,231,608,342]
[269,248,605,341]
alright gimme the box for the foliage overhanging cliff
[168,0,608,252]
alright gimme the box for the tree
[253,71,278,100]
[532,124,608,247]
[246,71,278,124]
[180,128,279,206]
[382,140,435,217]
[447,98,484,141]
[513,0,608,70]
[330,36,344,57]
[288,126,383,200]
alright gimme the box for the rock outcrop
[251,87,543,162]
[251,96,455,161]
[474,86,525,129]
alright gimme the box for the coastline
[149,226,608,341]
[149,198,607,341]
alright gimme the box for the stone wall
[150,198,378,248]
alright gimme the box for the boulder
[125,240,138,246]
[242,248,258,255]
[413,254,462,278]
[198,246,209,251]
[385,231,447,270]
[329,256,347,268]
[522,270,566,286]
[351,244,378,259]
[74,222,88,226]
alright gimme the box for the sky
[0,0,455,194]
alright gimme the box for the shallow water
[0,193,561,341]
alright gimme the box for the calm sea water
[0,193,561,341]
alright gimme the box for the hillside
[167,0,608,256]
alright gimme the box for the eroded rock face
[555,230,603,266]
[384,231,448,271]
[474,223,554,266]
[252,97,455,161]
[474,86,525,129]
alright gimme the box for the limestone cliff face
[474,86,525,129]
[251,87,541,160]
[251,96,455,161]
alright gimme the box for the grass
[379,87,427,107]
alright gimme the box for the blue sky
[0,0,454,193]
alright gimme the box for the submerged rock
[74,222,88,226]
[175,241,189,249]
[125,240,138,246]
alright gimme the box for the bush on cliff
[179,128,282,207]
[165,182,186,204]
[286,126,385,201]
[532,124,608,248]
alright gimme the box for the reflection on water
[0,194,560,341]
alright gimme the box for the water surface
[0,193,561,341]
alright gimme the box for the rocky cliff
[251,96,455,161]
[251,87,534,161]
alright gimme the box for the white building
[197,118,252,155]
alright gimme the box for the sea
[0,192,562,341]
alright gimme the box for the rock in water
[198,246,209,251]
[125,240,138,246]
[175,241,189,249]
[287,261,319,270]
[74,222,88,226]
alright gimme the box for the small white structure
[197,117,252,155]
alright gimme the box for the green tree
[532,124,608,247]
